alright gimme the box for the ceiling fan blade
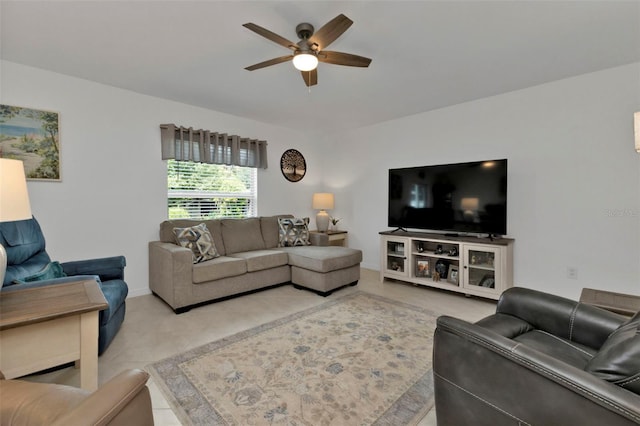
[301,69,318,87]
[245,55,293,71]
[243,23,298,51]
[308,14,353,51]
[318,51,371,67]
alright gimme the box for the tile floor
[27,268,496,425]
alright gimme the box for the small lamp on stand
[0,159,33,286]
[312,192,334,233]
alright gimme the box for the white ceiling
[1,1,639,134]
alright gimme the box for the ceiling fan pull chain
[308,71,311,93]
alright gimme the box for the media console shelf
[380,231,514,300]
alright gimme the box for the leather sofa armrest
[51,369,153,426]
[495,287,626,349]
[61,256,126,281]
[434,316,640,425]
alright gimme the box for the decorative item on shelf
[0,159,33,285]
[479,274,496,289]
[312,192,334,232]
[435,244,443,255]
[448,246,458,257]
[417,243,424,253]
[416,259,431,278]
[329,216,340,231]
[447,265,459,285]
[433,271,440,282]
[635,112,640,153]
[435,259,450,279]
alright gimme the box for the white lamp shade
[293,53,318,72]
[0,159,32,222]
[635,112,640,153]
[312,193,334,210]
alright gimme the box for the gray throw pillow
[278,217,311,247]
[173,223,220,264]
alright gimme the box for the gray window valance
[160,123,268,169]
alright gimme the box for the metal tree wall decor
[280,149,306,182]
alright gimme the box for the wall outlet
[567,267,578,280]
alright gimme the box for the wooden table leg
[79,311,100,391]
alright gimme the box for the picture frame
[479,274,496,289]
[0,104,60,181]
[416,259,431,278]
[447,265,459,284]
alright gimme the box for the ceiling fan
[243,14,372,87]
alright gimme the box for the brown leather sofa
[0,369,154,425]
[434,287,640,425]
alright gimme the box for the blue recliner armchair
[0,217,128,355]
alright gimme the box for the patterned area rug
[147,292,438,425]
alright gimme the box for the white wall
[0,60,326,297]
[3,60,639,301]
[324,63,640,299]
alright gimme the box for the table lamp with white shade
[312,192,334,233]
[0,159,33,286]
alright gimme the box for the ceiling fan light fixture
[292,53,318,71]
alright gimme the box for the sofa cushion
[0,217,47,266]
[221,218,266,254]
[229,250,289,272]
[283,246,362,273]
[261,215,293,249]
[12,261,66,284]
[160,219,225,256]
[192,256,247,284]
[513,330,597,369]
[586,311,640,393]
[278,217,311,247]
[3,251,52,287]
[173,223,220,264]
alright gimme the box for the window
[167,160,257,219]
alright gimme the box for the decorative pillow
[12,261,67,284]
[278,217,311,247]
[585,312,640,394]
[173,223,220,264]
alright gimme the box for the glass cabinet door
[462,245,500,291]
[384,238,408,276]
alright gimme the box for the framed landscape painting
[0,104,60,181]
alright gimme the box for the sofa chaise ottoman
[149,215,362,313]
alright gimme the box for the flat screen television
[388,159,507,236]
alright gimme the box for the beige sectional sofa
[149,215,362,313]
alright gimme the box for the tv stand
[379,230,514,300]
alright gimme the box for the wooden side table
[310,230,348,247]
[0,279,108,391]
[579,288,640,317]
